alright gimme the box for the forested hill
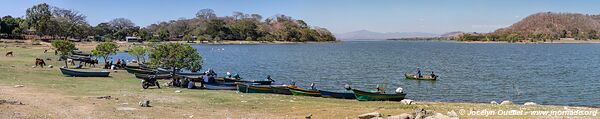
[0,3,336,42]
[144,9,337,42]
[496,12,600,35]
[457,12,600,41]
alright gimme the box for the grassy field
[0,41,597,119]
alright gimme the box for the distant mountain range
[334,30,439,40]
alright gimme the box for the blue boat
[60,68,110,77]
[202,82,238,90]
[319,90,356,99]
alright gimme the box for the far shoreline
[386,39,600,44]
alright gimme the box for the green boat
[351,89,406,101]
[289,87,321,97]
[236,83,275,93]
[405,73,437,80]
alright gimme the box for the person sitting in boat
[226,72,231,78]
[416,67,422,78]
[310,83,316,90]
[430,71,436,78]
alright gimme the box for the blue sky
[1,0,600,34]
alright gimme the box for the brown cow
[35,58,46,68]
[5,51,13,56]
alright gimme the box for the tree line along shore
[1,41,599,118]
[0,3,337,44]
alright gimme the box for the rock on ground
[424,113,450,119]
[388,113,413,119]
[139,100,150,107]
[524,102,537,106]
[358,112,382,119]
[401,99,414,105]
[500,100,513,105]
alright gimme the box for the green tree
[149,43,203,74]
[51,40,76,67]
[26,3,52,36]
[91,42,119,63]
[183,34,193,43]
[1,16,25,37]
[127,46,147,63]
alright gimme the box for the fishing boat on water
[289,87,321,97]
[351,89,406,101]
[60,68,110,77]
[405,72,437,80]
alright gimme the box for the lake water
[113,41,600,107]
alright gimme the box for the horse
[5,51,13,56]
[35,58,46,68]
[82,59,98,67]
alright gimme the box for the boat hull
[203,83,237,90]
[134,73,172,80]
[271,86,295,95]
[236,83,274,93]
[289,88,321,97]
[319,90,356,99]
[124,67,155,74]
[60,68,110,77]
[351,89,406,101]
[216,77,272,85]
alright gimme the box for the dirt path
[0,86,105,119]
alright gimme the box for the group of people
[415,67,435,78]
[103,59,128,70]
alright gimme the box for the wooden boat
[236,83,275,93]
[319,90,356,99]
[405,73,437,80]
[134,73,172,80]
[351,89,406,101]
[60,68,110,77]
[271,85,297,95]
[215,77,272,85]
[203,83,238,90]
[289,87,321,97]
[124,66,155,74]
[175,72,206,76]
[125,65,149,70]
[72,50,91,56]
